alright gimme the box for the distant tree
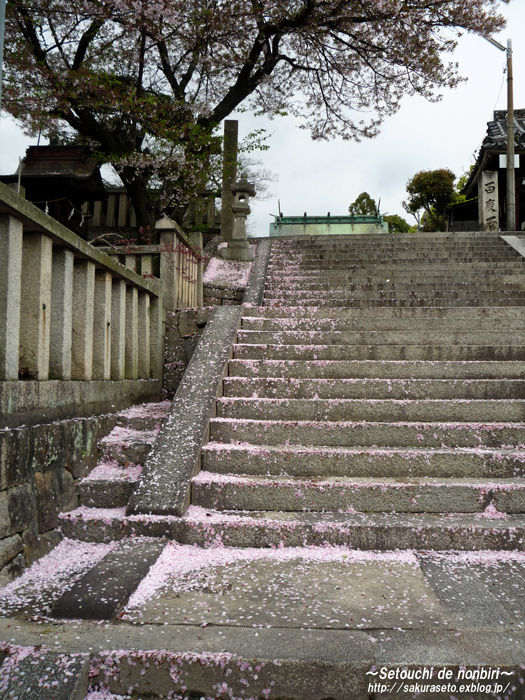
[3,0,507,227]
[349,192,378,216]
[383,214,412,233]
[403,169,456,231]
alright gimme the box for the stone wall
[0,413,117,585]
[164,308,213,396]
[203,284,245,306]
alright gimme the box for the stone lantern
[220,175,255,261]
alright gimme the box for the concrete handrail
[0,182,163,382]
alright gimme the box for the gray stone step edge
[126,304,244,517]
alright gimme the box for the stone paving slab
[1,544,525,698]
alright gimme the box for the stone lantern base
[220,239,254,262]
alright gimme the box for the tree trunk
[118,167,157,234]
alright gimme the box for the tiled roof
[462,110,525,195]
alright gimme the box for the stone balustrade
[0,182,163,383]
[97,217,204,311]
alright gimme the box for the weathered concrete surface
[127,305,243,516]
[0,378,161,428]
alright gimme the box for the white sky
[1,1,524,237]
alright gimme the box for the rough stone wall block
[50,248,74,379]
[0,214,23,380]
[137,291,151,379]
[125,285,139,379]
[19,232,53,380]
[92,270,112,380]
[71,260,95,380]
[111,279,126,380]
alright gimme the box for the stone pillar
[188,231,204,306]
[50,248,74,380]
[478,171,500,232]
[92,270,112,380]
[156,216,179,312]
[111,279,126,380]
[125,285,139,379]
[137,292,151,379]
[71,260,95,380]
[141,255,153,277]
[19,233,53,380]
[149,294,164,380]
[221,176,255,262]
[0,215,23,380]
[220,120,238,242]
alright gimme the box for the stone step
[236,329,525,347]
[267,260,524,271]
[263,297,525,308]
[233,342,525,361]
[202,443,525,479]
[228,359,525,380]
[263,279,525,291]
[0,648,89,699]
[242,305,525,320]
[100,426,158,465]
[263,289,525,301]
[58,505,525,551]
[191,472,525,514]
[271,241,512,250]
[266,270,523,289]
[269,256,521,266]
[216,397,525,422]
[241,315,525,331]
[222,377,525,400]
[116,400,170,431]
[78,461,141,508]
[209,417,525,447]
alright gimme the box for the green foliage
[383,214,412,233]
[404,168,456,232]
[349,192,378,216]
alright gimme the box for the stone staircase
[60,232,525,551]
[76,401,169,512]
[191,232,525,549]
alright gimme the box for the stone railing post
[50,248,74,379]
[125,285,139,379]
[19,233,53,380]
[188,230,204,306]
[0,215,23,380]
[71,260,95,380]
[111,279,126,380]
[92,270,112,380]
[137,291,151,379]
[149,294,164,380]
[156,216,179,312]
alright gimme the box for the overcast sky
[1,1,524,238]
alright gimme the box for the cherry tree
[2,0,508,226]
